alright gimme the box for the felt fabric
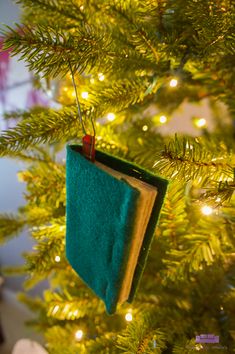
[66,145,140,314]
[66,145,168,314]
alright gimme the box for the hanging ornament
[65,63,168,314]
[66,144,168,314]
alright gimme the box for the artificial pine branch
[45,290,104,320]
[155,135,234,183]
[0,106,80,155]
[24,236,65,283]
[17,0,86,26]
[1,24,111,77]
[117,313,166,353]
[0,214,25,244]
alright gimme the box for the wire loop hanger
[68,61,96,161]
[68,61,87,136]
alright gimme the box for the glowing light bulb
[90,78,95,84]
[75,329,83,341]
[159,115,167,124]
[55,255,61,263]
[186,142,193,150]
[52,305,59,315]
[169,78,178,87]
[71,91,76,98]
[195,344,203,351]
[46,89,53,98]
[201,205,213,216]
[73,309,79,317]
[98,73,105,81]
[195,118,207,128]
[125,312,133,322]
[107,113,116,121]
[81,91,89,99]
[142,125,148,132]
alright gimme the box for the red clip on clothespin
[68,61,96,162]
[82,135,95,162]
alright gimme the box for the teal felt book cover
[66,145,168,314]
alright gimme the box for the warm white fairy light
[186,142,193,150]
[159,115,167,124]
[107,113,116,121]
[52,305,59,315]
[169,78,178,87]
[81,91,89,99]
[46,89,53,98]
[201,205,213,216]
[142,125,148,131]
[90,78,95,84]
[125,311,133,322]
[98,73,105,81]
[75,329,83,341]
[55,255,61,263]
[195,118,207,128]
[195,344,203,351]
[73,309,79,317]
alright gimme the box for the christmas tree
[1,0,235,353]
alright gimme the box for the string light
[125,311,133,322]
[46,89,53,98]
[81,91,89,99]
[169,78,178,87]
[107,113,116,121]
[73,309,79,317]
[195,118,207,128]
[195,344,203,351]
[153,335,157,348]
[142,125,148,131]
[52,305,59,315]
[159,115,167,124]
[201,205,213,216]
[98,73,105,81]
[55,255,61,262]
[75,329,83,341]
[186,142,193,150]
[90,78,95,84]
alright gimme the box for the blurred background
[0,1,44,353]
